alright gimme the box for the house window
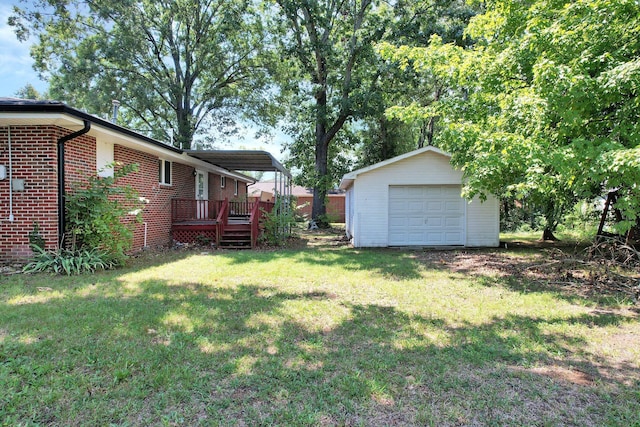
[220,176,226,188]
[234,179,238,196]
[158,159,171,185]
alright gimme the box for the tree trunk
[426,115,436,146]
[541,199,560,241]
[418,120,427,149]
[312,138,329,227]
[312,81,330,227]
[542,228,559,241]
[176,104,194,149]
[502,199,510,223]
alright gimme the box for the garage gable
[340,146,459,190]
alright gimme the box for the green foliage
[283,121,358,190]
[381,0,640,239]
[14,83,45,100]
[354,117,417,168]
[270,0,394,220]
[195,234,212,246]
[274,1,481,219]
[65,162,145,264]
[259,197,296,246]
[22,246,117,275]
[556,201,601,239]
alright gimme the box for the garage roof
[186,150,291,178]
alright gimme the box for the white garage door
[389,185,465,246]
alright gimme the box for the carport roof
[186,150,291,178]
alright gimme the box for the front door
[195,170,209,219]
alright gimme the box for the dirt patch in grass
[296,226,349,249]
[413,247,640,304]
[516,365,596,386]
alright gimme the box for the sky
[0,2,48,98]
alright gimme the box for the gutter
[0,99,182,154]
[57,120,91,245]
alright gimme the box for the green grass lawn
[1,232,639,426]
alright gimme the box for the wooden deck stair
[219,217,252,249]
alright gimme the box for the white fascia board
[88,122,254,183]
[339,178,354,190]
[0,112,82,129]
[0,112,253,184]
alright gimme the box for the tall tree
[14,84,45,100]
[360,0,479,163]
[268,0,392,225]
[381,0,640,240]
[10,0,274,148]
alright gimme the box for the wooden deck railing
[250,201,275,247]
[216,198,229,246]
[228,200,253,216]
[172,198,277,248]
[172,198,262,221]
[171,199,219,222]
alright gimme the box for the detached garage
[339,146,499,248]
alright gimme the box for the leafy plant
[28,222,46,251]
[23,246,117,275]
[259,197,297,246]
[65,162,145,264]
[195,234,212,246]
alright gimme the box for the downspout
[8,126,14,222]
[57,120,91,245]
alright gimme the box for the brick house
[0,99,290,261]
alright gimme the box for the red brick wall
[209,174,248,201]
[65,132,96,189]
[0,126,96,262]
[1,126,54,261]
[113,145,195,250]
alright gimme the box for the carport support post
[277,170,284,238]
[288,176,292,234]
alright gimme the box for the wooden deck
[170,199,273,248]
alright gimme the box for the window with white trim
[158,159,172,185]
[220,176,226,188]
[234,179,238,196]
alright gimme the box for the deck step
[219,227,252,249]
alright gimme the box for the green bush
[28,222,46,251]
[23,162,145,275]
[556,201,601,238]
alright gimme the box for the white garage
[339,146,499,248]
